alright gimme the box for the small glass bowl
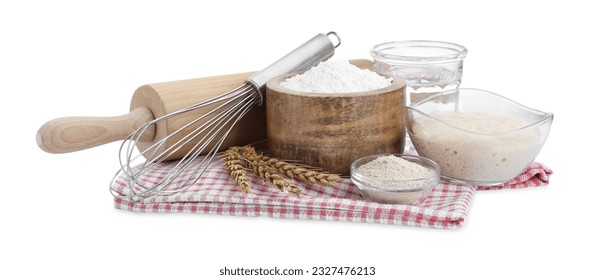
[350,154,440,205]
[406,88,554,185]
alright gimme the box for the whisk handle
[37,107,155,153]
[246,32,340,104]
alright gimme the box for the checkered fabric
[111,158,552,229]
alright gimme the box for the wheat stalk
[222,145,339,196]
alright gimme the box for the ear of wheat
[222,147,251,194]
[257,155,340,185]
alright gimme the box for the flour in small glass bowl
[356,155,433,189]
[351,154,439,205]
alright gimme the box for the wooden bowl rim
[266,72,406,98]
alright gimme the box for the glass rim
[371,40,468,63]
[406,88,554,136]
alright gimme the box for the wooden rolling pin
[36,59,373,159]
[36,72,268,157]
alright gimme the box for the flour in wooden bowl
[280,60,392,93]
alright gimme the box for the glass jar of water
[371,40,467,104]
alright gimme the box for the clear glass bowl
[406,88,554,185]
[350,154,440,205]
[371,40,468,104]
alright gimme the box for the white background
[1,0,592,279]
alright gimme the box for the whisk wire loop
[113,84,258,201]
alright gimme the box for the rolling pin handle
[36,107,155,154]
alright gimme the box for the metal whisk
[111,32,341,201]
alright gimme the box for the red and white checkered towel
[111,158,552,229]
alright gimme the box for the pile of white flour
[281,60,392,93]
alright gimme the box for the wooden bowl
[266,72,407,175]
